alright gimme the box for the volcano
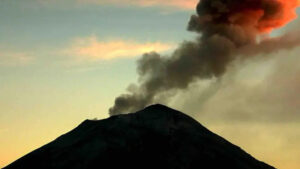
[4,104,276,169]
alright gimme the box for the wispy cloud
[63,36,174,61]
[0,51,33,66]
[76,0,198,10]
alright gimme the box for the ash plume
[109,0,300,116]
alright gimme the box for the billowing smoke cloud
[109,0,300,116]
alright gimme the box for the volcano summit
[4,104,275,169]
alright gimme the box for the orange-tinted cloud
[64,36,174,61]
[76,0,198,10]
[250,0,299,33]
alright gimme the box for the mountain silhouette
[4,104,276,169]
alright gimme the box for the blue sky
[0,0,193,48]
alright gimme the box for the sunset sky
[1,0,300,169]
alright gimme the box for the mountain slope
[4,104,276,169]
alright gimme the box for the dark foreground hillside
[4,104,276,169]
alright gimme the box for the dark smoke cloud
[109,0,300,116]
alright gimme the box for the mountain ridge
[3,104,275,169]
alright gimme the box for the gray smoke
[109,0,300,116]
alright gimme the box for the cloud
[0,51,32,66]
[108,0,300,116]
[63,36,174,61]
[76,0,198,10]
[170,46,300,123]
